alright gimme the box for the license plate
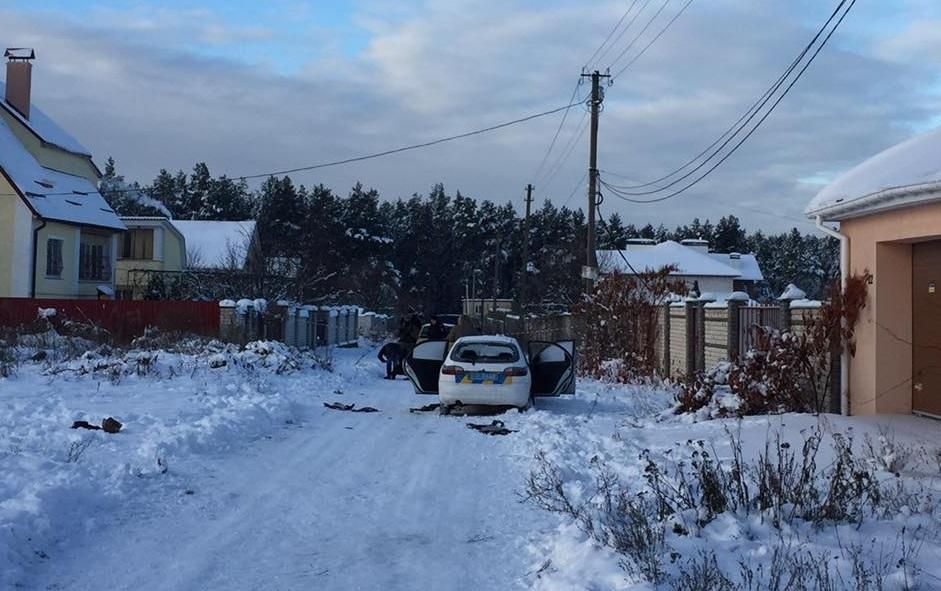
[456,371,510,384]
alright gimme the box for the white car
[403,335,575,410]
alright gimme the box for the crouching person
[378,342,405,380]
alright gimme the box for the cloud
[1,0,938,233]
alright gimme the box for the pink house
[807,126,941,417]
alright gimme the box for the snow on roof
[806,126,941,219]
[0,80,91,156]
[172,220,256,268]
[708,252,764,281]
[0,116,123,230]
[598,241,741,278]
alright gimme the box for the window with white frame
[46,238,63,277]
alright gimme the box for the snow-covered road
[18,350,559,591]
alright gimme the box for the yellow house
[0,48,125,299]
[806,126,941,418]
[115,217,187,299]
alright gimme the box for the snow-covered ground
[3,336,941,590]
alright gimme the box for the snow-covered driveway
[12,347,560,590]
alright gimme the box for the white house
[598,238,764,297]
[0,49,125,299]
[171,220,259,269]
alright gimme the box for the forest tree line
[100,159,839,311]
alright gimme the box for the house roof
[708,252,764,281]
[0,80,91,157]
[171,220,256,268]
[0,115,124,230]
[598,241,747,278]
[806,126,941,220]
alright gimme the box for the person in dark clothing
[378,342,405,379]
[425,315,448,340]
[398,310,422,344]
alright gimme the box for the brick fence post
[662,302,671,376]
[696,298,710,372]
[779,298,792,332]
[727,293,748,362]
[685,299,698,377]
[219,300,237,342]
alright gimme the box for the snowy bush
[524,424,930,588]
[576,267,686,380]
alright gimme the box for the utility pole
[492,237,501,321]
[519,183,534,315]
[580,69,610,295]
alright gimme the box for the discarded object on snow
[71,420,100,431]
[323,401,380,413]
[102,417,123,433]
[71,417,123,433]
[324,402,355,411]
[466,420,516,436]
[409,403,440,413]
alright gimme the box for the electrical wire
[561,171,588,208]
[584,0,645,70]
[531,81,584,184]
[598,0,856,204]
[602,0,847,191]
[604,0,673,73]
[238,100,586,180]
[611,0,694,79]
[541,109,589,191]
[16,99,587,199]
[592,0,656,68]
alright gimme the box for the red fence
[0,298,220,342]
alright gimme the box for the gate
[738,304,784,357]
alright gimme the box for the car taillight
[504,366,528,377]
[441,365,464,376]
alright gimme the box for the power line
[540,108,589,191]
[561,171,588,208]
[593,0,656,68]
[603,0,847,191]
[238,100,585,181]
[531,81,584,184]
[584,0,644,70]
[605,0,672,73]
[611,0,694,79]
[16,99,586,199]
[599,0,857,205]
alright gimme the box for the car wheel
[438,404,451,416]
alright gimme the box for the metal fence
[0,297,219,342]
[738,304,784,358]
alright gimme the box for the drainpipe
[815,215,849,416]
[30,219,46,298]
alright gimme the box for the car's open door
[404,340,448,394]
[529,340,576,396]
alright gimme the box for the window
[120,229,154,260]
[46,238,63,277]
[450,341,520,364]
[79,242,110,281]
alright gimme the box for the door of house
[912,241,941,416]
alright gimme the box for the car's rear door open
[404,340,448,394]
[528,340,576,396]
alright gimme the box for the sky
[3,0,940,232]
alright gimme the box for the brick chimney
[4,48,35,120]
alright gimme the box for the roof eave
[807,182,941,222]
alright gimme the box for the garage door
[912,241,941,416]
